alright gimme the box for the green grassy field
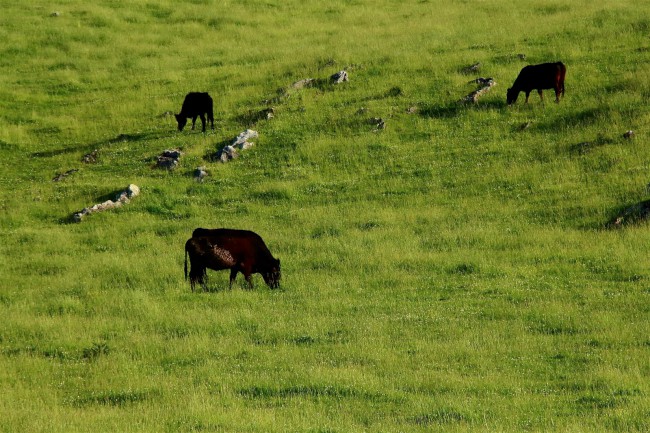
[1,1,650,431]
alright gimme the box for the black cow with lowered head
[185,228,281,291]
[175,92,214,132]
[507,62,566,105]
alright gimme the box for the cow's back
[192,228,273,262]
[517,62,564,90]
[181,92,212,114]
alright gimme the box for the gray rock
[82,149,99,164]
[161,149,182,159]
[73,184,139,222]
[156,149,182,169]
[460,78,496,104]
[218,145,239,162]
[52,169,78,182]
[461,62,481,74]
[331,71,349,84]
[292,78,315,89]
[232,129,258,149]
[368,117,385,130]
[194,166,208,182]
[156,156,179,170]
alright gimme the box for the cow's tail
[558,62,567,96]
[184,245,189,281]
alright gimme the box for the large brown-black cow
[184,228,281,291]
[507,62,566,105]
[175,92,214,132]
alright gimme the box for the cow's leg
[189,265,204,292]
[198,268,207,291]
[239,263,254,290]
[244,273,253,290]
[538,89,544,102]
[524,91,531,104]
[554,87,561,103]
[199,114,206,132]
[229,268,238,289]
[191,116,197,130]
[188,262,195,292]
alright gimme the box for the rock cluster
[194,166,208,182]
[52,169,78,182]
[460,78,496,104]
[217,130,258,162]
[330,70,349,84]
[368,117,386,131]
[72,184,140,223]
[82,149,99,164]
[292,78,315,89]
[461,62,481,74]
[156,149,182,170]
[290,70,350,90]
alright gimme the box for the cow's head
[506,87,519,105]
[175,114,187,131]
[263,258,281,289]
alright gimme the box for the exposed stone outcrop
[82,149,99,164]
[218,145,239,162]
[292,78,315,89]
[72,184,140,222]
[217,130,258,162]
[368,117,385,131]
[52,169,78,182]
[194,166,208,182]
[461,62,481,74]
[460,77,496,104]
[289,70,349,92]
[232,129,258,149]
[156,149,182,170]
[330,70,349,84]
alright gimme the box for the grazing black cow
[507,62,566,105]
[185,228,281,291]
[175,92,214,132]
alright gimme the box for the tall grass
[1,0,650,431]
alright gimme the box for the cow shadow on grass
[193,283,229,294]
[419,99,507,118]
[192,279,269,293]
[32,131,171,159]
[534,107,609,133]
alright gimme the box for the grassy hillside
[1,1,649,431]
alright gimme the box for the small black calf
[175,92,214,132]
